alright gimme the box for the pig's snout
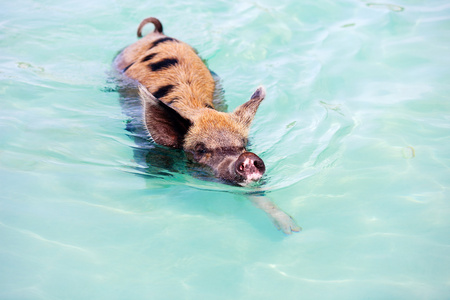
[235,152,265,183]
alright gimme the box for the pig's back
[115,33,215,110]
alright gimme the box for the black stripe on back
[123,62,134,73]
[149,37,176,50]
[149,58,178,72]
[141,53,157,63]
[153,84,175,99]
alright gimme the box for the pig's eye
[194,143,208,155]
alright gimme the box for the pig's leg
[248,193,301,234]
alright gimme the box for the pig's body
[114,17,266,185]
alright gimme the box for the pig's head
[139,85,266,186]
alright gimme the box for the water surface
[1,0,449,299]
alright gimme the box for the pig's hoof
[271,212,302,235]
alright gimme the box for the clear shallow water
[1,0,449,299]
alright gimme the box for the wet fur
[114,17,265,185]
[115,25,216,112]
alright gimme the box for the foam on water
[1,0,449,299]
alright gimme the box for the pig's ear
[139,85,191,149]
[233,86,266,128]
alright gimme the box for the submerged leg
[248,192,301,235]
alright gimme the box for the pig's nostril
[238,163,245,172]
[253,157,266,174]
[254,160,263,170]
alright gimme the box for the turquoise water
[1,0,450,298]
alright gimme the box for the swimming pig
[114,17,301,234]
[114,17,266,186]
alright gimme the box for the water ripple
[0,221,94,257]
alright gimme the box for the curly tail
[137,17,163,37]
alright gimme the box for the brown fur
[115,27,215,111]
[115,17,266,185]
